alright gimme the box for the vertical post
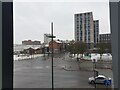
[33,45,34,59]
[51,22,54,90]
[93,59,96,89]
[65,53,66,60]
[44,45,45,60]
[22,45,23,60]
[94,61,96,89]
[106,84,108,90]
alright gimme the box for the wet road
[14,54,99,88]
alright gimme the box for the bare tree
[74,41,87,69]
[79,42,87,58]
[96,43,106,59]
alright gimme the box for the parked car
[88,75,111,85]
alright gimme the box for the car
[88,75,111,85]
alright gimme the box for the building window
[80,37,82,41]
[80,20,82,23]
[80,24,82,28]
[88,25,90,29]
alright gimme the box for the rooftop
[75,12,92,15]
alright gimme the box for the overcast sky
[13,0,110,44]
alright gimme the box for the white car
[88,75,111,84]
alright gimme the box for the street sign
[48,36,56,38]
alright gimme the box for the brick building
[22,40,41,45]
[49,40,63,53]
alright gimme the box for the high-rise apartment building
[74,12,94,49]
[94,20,99,47]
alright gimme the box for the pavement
[57,53,114,88]
[14,53,114,89]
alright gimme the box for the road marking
[46,66,51,68]
[14,65,54,71]
[34,66,43,69]
[14,67,29,71]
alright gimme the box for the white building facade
[44,33,52,44]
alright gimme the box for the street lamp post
[92,59,97,89]
[43,44,46,60]
[48,22,56,90]
[32,44,34,59]
[51,22,54,90]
